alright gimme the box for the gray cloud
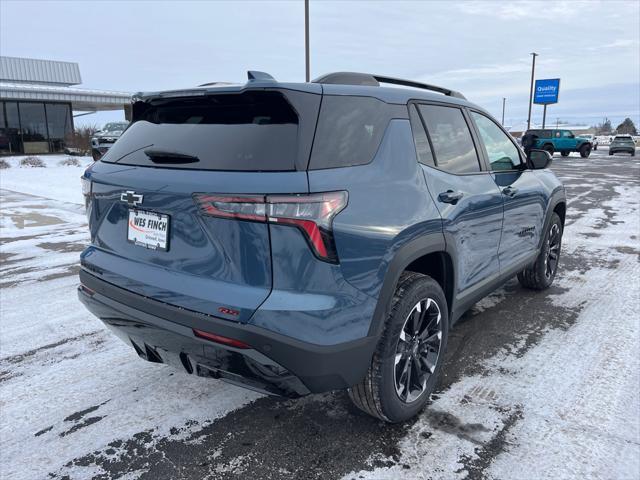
[2,0,637,127]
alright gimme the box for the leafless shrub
[19,156,46,168]
[59,157,81,167]
[65,125,99,155]
[0,159,10,169]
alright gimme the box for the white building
[0,56,131,154]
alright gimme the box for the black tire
[560,151,570,157]
[579,144,591,158]
[518,213,562,290]
[609,151,614,156]
[594,145,598,151]
[543,144,554,155]
[348,272,449,423]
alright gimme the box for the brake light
[193,191,348,263]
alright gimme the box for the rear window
[309,95,391,169]
[102,91,299,171]
[418,104,481,174]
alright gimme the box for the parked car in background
[609,135,636,156]
[578,134,598,150]
[525,128,592,157]
[91,121,129,160]
[79,71,566,423]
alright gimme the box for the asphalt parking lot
[1,148,639,480]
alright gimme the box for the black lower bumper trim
[78,270,378,394]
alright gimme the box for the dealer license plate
[127,209,170,251]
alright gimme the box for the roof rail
[197,81,235,87]
[312,72,466,100]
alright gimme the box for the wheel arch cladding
[367,233,450,338]
[404,251,454,319]
[553,201,566,226]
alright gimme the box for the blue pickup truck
[525,129,592,157]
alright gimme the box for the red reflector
[79,284,95,296]
[193,329,250,349]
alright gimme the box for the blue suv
[79,72,566,422]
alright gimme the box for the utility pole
[501,97,506,126]
[305,0,310,82]
[527,52,538,130]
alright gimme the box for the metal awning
[0,81,131,111]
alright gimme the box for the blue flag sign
[534,78,560,104]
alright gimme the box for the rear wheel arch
[404,252,454,318]
[368,233,451,339]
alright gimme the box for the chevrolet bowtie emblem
[121,190,143,207]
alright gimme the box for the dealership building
[0,56,131,155]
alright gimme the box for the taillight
[194,191,348,263]
[80,175,92,220]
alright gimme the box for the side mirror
[528,149,552,169]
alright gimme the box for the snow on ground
[344,178,640,480]
[1,151,639,480]
[0,155,93,205]
[0,171,261,480]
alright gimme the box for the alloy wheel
[394,298,443,403]
[545,223,561,278]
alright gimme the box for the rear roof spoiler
[312,72,466,100]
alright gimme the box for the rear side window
[530,129,551,138]
[309,95,390,169]
[103,91,299,171]
[418,105,481,174]
[408,105,435,167]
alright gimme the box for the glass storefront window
[0,101,74,154]
[19,102,49,154]
[0,102,22,154]
[46,103,72,153]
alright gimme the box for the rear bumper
[78,269,377,396]
[609,147,635,154]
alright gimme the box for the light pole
[305,0,310,82]
[527,52,538,130]
[501,97,506,126]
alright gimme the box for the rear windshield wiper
[144,148,200,164]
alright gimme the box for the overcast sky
[2,0,638,129]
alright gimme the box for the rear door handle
[438,190,464,204]
[502,186,518,197]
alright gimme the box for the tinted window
[309,95,390,169]
[1,102,21,154]
[103,91,299,171]
[408,105,434,166]
[471,112,522,171]
[19,103,48,141]
[530,129,551,138]
[418,105,480,174]
[45,104,72,153]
